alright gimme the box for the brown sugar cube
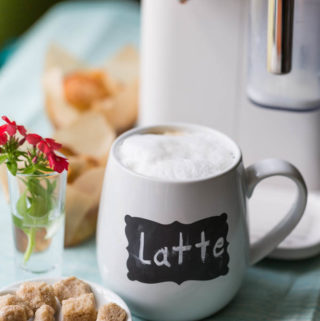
[0,294,33,319]
[62,293,97,321]
[53,276,92,302]
[0,305,27,321]
[16,281,57,312]
[97,303,127,321]
[34,304,55,321]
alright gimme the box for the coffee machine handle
[267,0,294,74]
[246,159,307,265]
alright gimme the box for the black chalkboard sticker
[125,214,229,285]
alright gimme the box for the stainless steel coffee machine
[139,0,320,259]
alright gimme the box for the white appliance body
[139,0,320,192]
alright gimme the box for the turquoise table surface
[1,2,320,320]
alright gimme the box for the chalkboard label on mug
[125,214,229,285]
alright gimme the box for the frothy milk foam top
[117,130,237,181]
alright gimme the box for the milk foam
[117,131,237,180]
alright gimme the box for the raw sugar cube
[34,304,55,321]
[62,293,97,321]
[53,276,92,302]
[0,305,27,321]
[16,281,57,312]
[97,303,127,321]
[0,294,33,319]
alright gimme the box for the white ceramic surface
[0,277,132,321]
[250,187,320,260]
[97,123,307,321]
[139,0,320,194]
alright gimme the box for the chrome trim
[267,0,294,74]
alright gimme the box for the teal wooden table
[0,2,320,320]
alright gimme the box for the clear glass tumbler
[7,170,66,278]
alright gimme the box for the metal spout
[267,0,294,74]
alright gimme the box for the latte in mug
[98,123,307,321]
[117,130,237,180]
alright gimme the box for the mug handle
[246,158,307,265]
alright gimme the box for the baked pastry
[40,44,139,247]
[53,111,115,166]
[63,70,115,111]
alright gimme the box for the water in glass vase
[8,171,67,279]
[12,212,65,275]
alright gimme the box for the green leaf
[7,161,17,176]
[16,191,28,217]
[36,164,52,172]
[15,150,27,157]
[27,178,47,198]
[0,154,7,164]
[21,167,35,175]
[46,179,56,195]
[27,196,50,218]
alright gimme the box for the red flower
[17,125,27,137]
[44,138,62,151]
[0,125,8,146]
[1,116,26,137]
[26,133,42,146]
[38,138,62,155]
[0,116,68,174]
[0,125,7,135]
[0,134,7,145]
[2,116,16,136]
[47,152,69,173]
[18,138,26,146]
[38,140,51,154]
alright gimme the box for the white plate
[249,185,320,260]
[0,277,132,321]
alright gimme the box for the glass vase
[7,170,66,279]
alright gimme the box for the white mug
[97,123,307,321]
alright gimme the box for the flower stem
[24,228,36,264]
